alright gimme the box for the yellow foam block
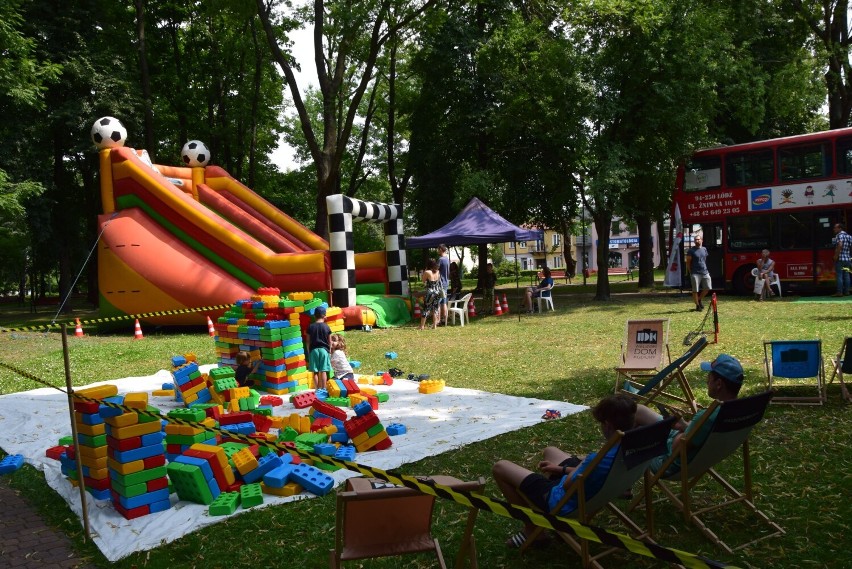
[74,384,119,400]
[76,444,108,460]
[358,386,377,396]
[261,482,303,497]
[104,412,139,428]
[108,419,162,439]
[107,457,145,475]
[232,447,259,475]
[78,455,108,470]
[76,422,106,437]
[152,389,175,397]
[122,393,148,410]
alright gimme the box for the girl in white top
[756,249,776,298]
[330,334,355,380]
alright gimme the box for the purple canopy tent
[407,197,543,320]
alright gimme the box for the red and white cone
[133,319,144,340]
[413,301,422,319]
[206,315,216,337]
[493,296,503,316]
[501,293,510,314]
[468,299,476,318]
[74,318,84,338]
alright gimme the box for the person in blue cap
[633,353,744,474]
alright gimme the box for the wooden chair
[330,475,485,569]
[520,417,677,568]
[615,335,707,416]
[629,391,784,554]
[763,340,826,405]
[828,336,852,402]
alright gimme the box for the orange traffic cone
[133,319,144,340]
[413,301,422,319]
[468,299,476,318]
[501,293,509,314]
[206,315,216,337]
[493,296,503,316]
[74,318,84,337]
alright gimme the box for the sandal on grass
[506,530,550,549]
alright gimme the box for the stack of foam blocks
[98,392,171,520]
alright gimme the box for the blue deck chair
[763,340,826,405]
[520,417,677,568]
[629,391,784,554]
[615,335,707,416]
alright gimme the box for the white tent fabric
[0,367,585,561]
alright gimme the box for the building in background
[501,218,662,273]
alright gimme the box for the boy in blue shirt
[306,306,332,390]
[493,394,636,548]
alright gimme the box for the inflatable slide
[97,146,332,324]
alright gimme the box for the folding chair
[828,336,852,402]
[330,475,485,569]
[614,319,670,382]
[615,335,707,416]
[763,340,826,405]
[631,391,784,554]
[520,417,677,568]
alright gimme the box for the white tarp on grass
[0,367,586,561]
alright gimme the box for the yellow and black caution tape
[0,304,234,334]
[0,361,738,569]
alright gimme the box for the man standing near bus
[686,235,711,311]
[832,222,852,297]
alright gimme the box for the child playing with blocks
[234,351,260,388]
[307,305,332,390]
[329,334,355,381]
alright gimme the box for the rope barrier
[0,304,234,334]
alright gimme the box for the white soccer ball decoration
[90,116,127,149]
[181,140,210,167]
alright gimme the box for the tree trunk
[593,213,612,301]
[134,0,155,155]
[636,213,654,287]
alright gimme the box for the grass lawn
[0,282,850,568]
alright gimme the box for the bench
[533,270,573,285]
[607,267,634,281]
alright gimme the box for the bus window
[725,150,774,187]
[835,137,852,174]
[778,144,829,181]
[727,215,771,251]
[684,155,721,191]
[817,214,841,248]
[778,213,813,250]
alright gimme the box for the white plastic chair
[536,293,554,312]
[751,268,782,298]
[447,292,473,326]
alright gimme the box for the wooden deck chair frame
[828,336,852,402]
[615,335,708,416]
[614,319,671,381]
[520,417,677,568]
[330,475,485,569]
[629,391,784,554]
[763,339,826,405]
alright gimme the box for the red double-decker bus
[673,127,852,295]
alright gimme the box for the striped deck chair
[615,335,707,416]
[629,391,784,554]
[520,417,677,568]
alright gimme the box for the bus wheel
[733,265,757,295]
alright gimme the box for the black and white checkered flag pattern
[326,194,408,307]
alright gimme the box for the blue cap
[314,305,326,318]
[700,354,744,384]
